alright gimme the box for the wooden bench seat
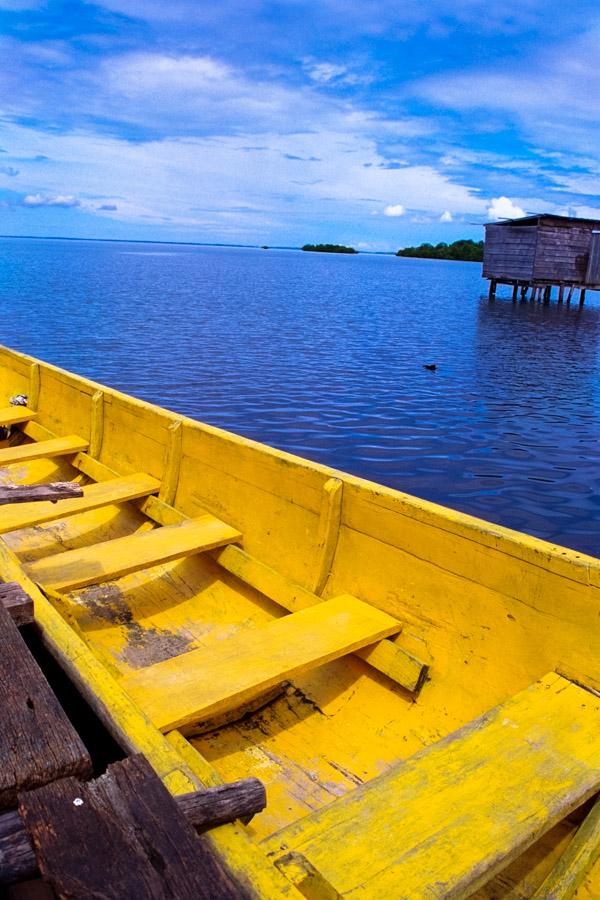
[24,514,241,591]
[122,595,402,733]
[0,472,160,534]
[0,406,36,428]
[0,435,88,467]
[264,673,600,899]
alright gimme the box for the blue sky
[1,0,599,250]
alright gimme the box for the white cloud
[384,204,405,217]
[413,24,600,155]
[304,62,348,84]
[487,196,526,220]
[440,210,453,222]
[21,194,80,208]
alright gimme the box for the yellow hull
[0,344,598,898]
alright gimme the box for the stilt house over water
[483,213,600,302]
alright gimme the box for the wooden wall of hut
[483,224,536,282]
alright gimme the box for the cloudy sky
[1,0,599,250]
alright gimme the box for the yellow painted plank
[532,795,600,899]
[123,595,401,732]
[212,543,428,692]
[0,473,161,535]
[265,674,600,899]
[0,435,88,467]
[25,514,242,591]
[0,534,301,900]
[0,405,36,427]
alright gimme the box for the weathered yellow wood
[0,473,160,535]
[88,390,104,458]
[0,435,88,467]
[0,406,36,427]
[1,344,600,896]
[25,514,242,591]
[265,674,600,899]
[159,420,182,506]
[312,477,342,596]
[355,640,428,693]
[532,795,600,899]
[28,361,40,410]
[71,450,119,482]
[123,595,402,732]
[212,543,427,692]
[0,535,301,900]
[21,419,54,442]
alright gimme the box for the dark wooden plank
[0,777,265,885]
[0,810,36,885]
[0,582,34,626]
[0,602,91,809]
[176,778,266,832]
[19,755,252,899]
[0,483,83,507]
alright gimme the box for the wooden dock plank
[0,601,91,809]
[265,673,600,899]
[0,436,88,468]
[122,595,402,732]
[0,407,36,428]
[0,582,34,626]
[24,514,242,591]
[19,755,251,899]
[0,473,160,535]
[0,776,266,885]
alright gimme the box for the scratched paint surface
[1,237,599,555]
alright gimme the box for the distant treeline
[302,244,358,254]
[397,239,483,262]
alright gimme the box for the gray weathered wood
[484,215,600,289]
[0,583,34,626]
[19,755,252,898]
[0,602,91,810]
[0,483,83,507]
[0,776,265,885]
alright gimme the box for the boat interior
[0,345,598,898]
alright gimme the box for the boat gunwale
[1,343,599,588]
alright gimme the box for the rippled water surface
[1,237,599,555]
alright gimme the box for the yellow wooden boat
[0,343,598,899]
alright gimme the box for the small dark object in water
[423,364,437,371]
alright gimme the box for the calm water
[1,237,599,556]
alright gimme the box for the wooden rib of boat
[0,343,598,899]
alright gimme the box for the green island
[301,243,358,254]
[396,239,483,262]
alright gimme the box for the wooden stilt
[580,288,586,305]
[558,285,564,303]
[520,283,528,300]
[512,283,518,301]
[566,285,574,304]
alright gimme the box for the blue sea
[1,237,599,556]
